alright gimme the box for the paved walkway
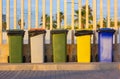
[0,70,120,79]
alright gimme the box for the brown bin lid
[28,28,46,37]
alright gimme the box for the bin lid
[28,28,46,37]
[51,30,68,34]
[75,30,93,36]
[7,30,25,36]
[97,28,115,33]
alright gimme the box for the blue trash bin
[97,28,115,62]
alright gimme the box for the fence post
[107,0,111,28]
[6,0,10,44]
[35,0,39,28]
[114,0,118,44]
[0,0,2,44]
[42,0,46,29]
[21,0,24,30]
[14,0,17,29]
[64,0,67,29]
[28,0,31,30]
[86,0,89,28]
[100,0,103,28]
[78,0,81,29]
[50,0,53,30]
[92,0,97,62]
[57,0,60,29]
[71,0,74,30]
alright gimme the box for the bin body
[29,30,46,63]
[98,28,115,62]
[75,30,93,63]
[51,30,68,62]
[7,30,24,63]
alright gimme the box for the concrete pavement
[0,70,120,79]
[0,63,120,79]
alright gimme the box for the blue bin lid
[97,28,115,33]
[75,30,93,36]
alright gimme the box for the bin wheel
[23,56,26,63]
[66,55,69,62]
[51,55,53,62]
[8,56,9,63]
[95,55,99,62]
[90,55,93,62]
[44,55,47,62]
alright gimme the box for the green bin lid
[28,29,46,37]
[75,30,93,36]
[51,30,68,34]
[7,30,25,36]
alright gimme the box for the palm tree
[40,14,57,29]
[2,14,7,31]
[40,14,51,29]
[55,11,64,28]
[74,5,93,29]
[118,21,120,27]
[97,17,120,28]
[18,19,25,29]
[2,22,6,31]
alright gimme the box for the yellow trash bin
[75,30,93,63]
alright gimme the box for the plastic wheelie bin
[51,30,68,62]
[29,29,46,63]
[97,28,115,62]
[75,30,93,63]
[7,30,25,63]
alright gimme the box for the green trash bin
[51,30,68,62]
[7,30,25,63]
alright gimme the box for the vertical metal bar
[50,0,53,30]
[21,0,24,29]
[35,0,39,28]
[64,0,67,29]
[42,0,46,29]
[114,0,118,29]
[6,0,10,30]
[0,0,2,44]
[107,0,110,28]
[28,0,31,30]
[57,0,60,29]
[14,0,17,29]
[6,0,10,44]
[114,0,118,44]
[92,0,97,61]
[86,0,89,28]
[100,0,103,28]
[71,0,74,30]
[78,0,81,29]
[93,0,96,30]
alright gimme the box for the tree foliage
[74,5,93,29]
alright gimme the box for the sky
[2,0,120,29]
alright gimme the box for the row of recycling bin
[7,28,115,63]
